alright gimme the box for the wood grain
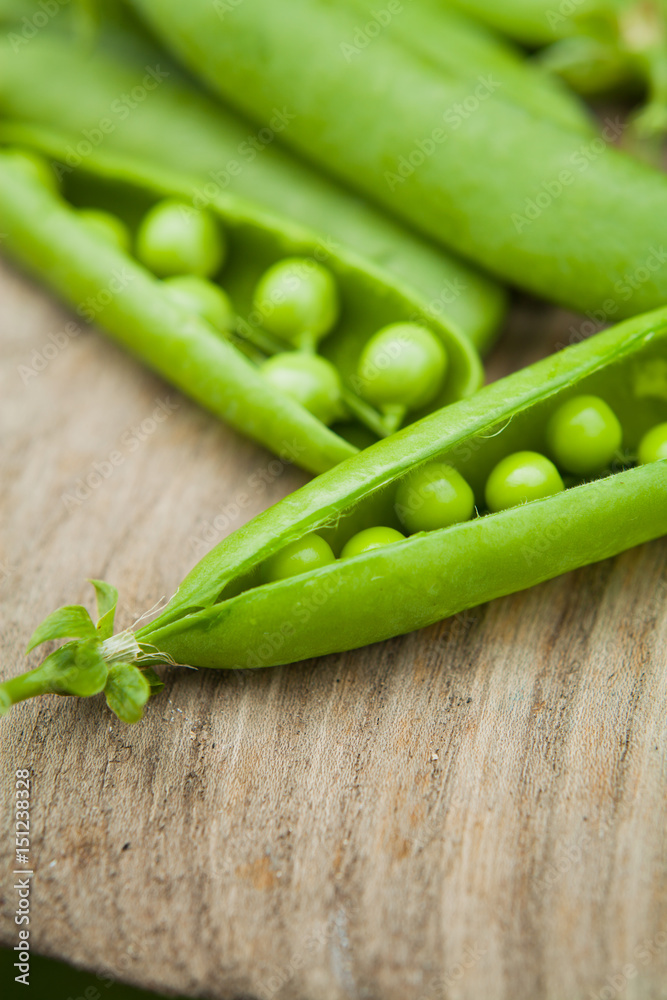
[1,259,666,1000]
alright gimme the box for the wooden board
[1,256,666,1000]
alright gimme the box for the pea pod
[0,148,482,471]
[129,0,667,318]
[442,0,667,137]
[0,3,505,351]
[442,0,629,46]
[342,0,594,132]
[3,308,666,720]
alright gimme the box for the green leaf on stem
[62,640,109,697]
[25,604,97,654]
[105,663,151,724]
[89,579,119,639]
[140,666,165,693]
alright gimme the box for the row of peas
[75,191,449,433]
[261,395,667,583]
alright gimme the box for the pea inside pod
[3,309,667,720]
[0,146,483,473]
[3,308,666,721]
[0,1,506,350]
[135,309,666,669]
[126,0,667,321]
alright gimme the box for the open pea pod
[136,310,667,667]
[2,310,665,721]
[0,147,482,471]
[0,1,506,351]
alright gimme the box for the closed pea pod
[127,0,667,319]
[344,0,595,132]
[2,308,666,720]
[442,0,667,130]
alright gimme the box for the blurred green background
[0,947,190,999]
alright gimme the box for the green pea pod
[0,5,505,351]
[441,0,626,45]
[0,149,482,472]
[342,0,594,132]
[134,310,667,669]
[442,0,667,141]
[3,307,666,721]
[128,0,667,318]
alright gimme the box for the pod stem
[380,404,408,436]
[0,582,167,724]
[235,320,395,438]
[341,389,394,438]
[0,666,62,713]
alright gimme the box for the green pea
[136,199,226,278]
[261,352,344,426]
[546,394,622,474]
[8,149,60,195]
[252,257,339,350]
[261,533,335,583]
[340,526,405,559]
[485,451,565,512]
[163,275,235,332]
[357,323,447,411]
[78,209,132,255]
[638,423,667,464]
[395,462,475,533]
